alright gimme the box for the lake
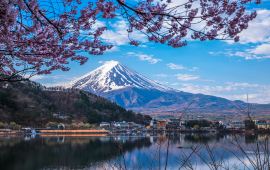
[0,133,269,170]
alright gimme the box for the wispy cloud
[176,74,200,81]
[29,75,46,81]
[232,45,270,60]
[30,75,76,87]
[209,44,270,60]
[167,63,186,70]
[177,82,270,104]
[166,62,199,72]
[127,52,162,64]
[250,44,270,55]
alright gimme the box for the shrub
[9,122,21,130]
[0,122,8,129]
[46,122,59,129]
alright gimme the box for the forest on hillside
[0,81,151,127]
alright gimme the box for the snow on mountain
[71,60,172,94]
[68,60,266,115]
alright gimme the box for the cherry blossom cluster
[0,0,260,81]
[118,0,259,47]
[0,0,113,81]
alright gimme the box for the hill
[0,81,151,127]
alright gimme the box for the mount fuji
[71,60,172,94]
[69,61,268,115]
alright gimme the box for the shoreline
[0,128,270,137]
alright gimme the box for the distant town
[98,116,270,134]
[2,114,270,137]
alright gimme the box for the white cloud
[127,52,162,64]
[230,45,270,60]
[81,19,144,48]
[29,75,46,81]
[101,19,146,46]
[29,75,76,87]
[177,82,270,104]
[176,74,200,81]
[138,54,161,64]
[167,63,186,70]
[210,44,270,60]
[92,20,106,29]
[250,44,270,55]
[213,10,270,60]
[238,10,270,44]
[30,75,67,81]
[167,63,199,71]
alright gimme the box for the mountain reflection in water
[0,134,268,170]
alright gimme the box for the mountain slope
[0,81,151,126]
[71,61,270,115]
[103,87,247,114]
[70,60,172,94]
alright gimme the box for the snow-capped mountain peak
[71,60,172,93]
[68,60,258,115]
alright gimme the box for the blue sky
[34,1,270,104]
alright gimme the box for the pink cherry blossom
[0,0,260,82]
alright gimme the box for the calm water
[0,133,268,170]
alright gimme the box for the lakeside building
[227,121,245,129]
[127,122,142,129]
[112,121,130,129]
[166,118,181,130]
[100,121,144,131]
[150,119,168,130]
[102,118,270,132]
[254,120,270,129]
[149,118,187,130]
[157,120,167,130]
[149,119,158,129]
[100,122,110,129]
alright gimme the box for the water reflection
[0,136,151,170]
[0,134,269,170]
